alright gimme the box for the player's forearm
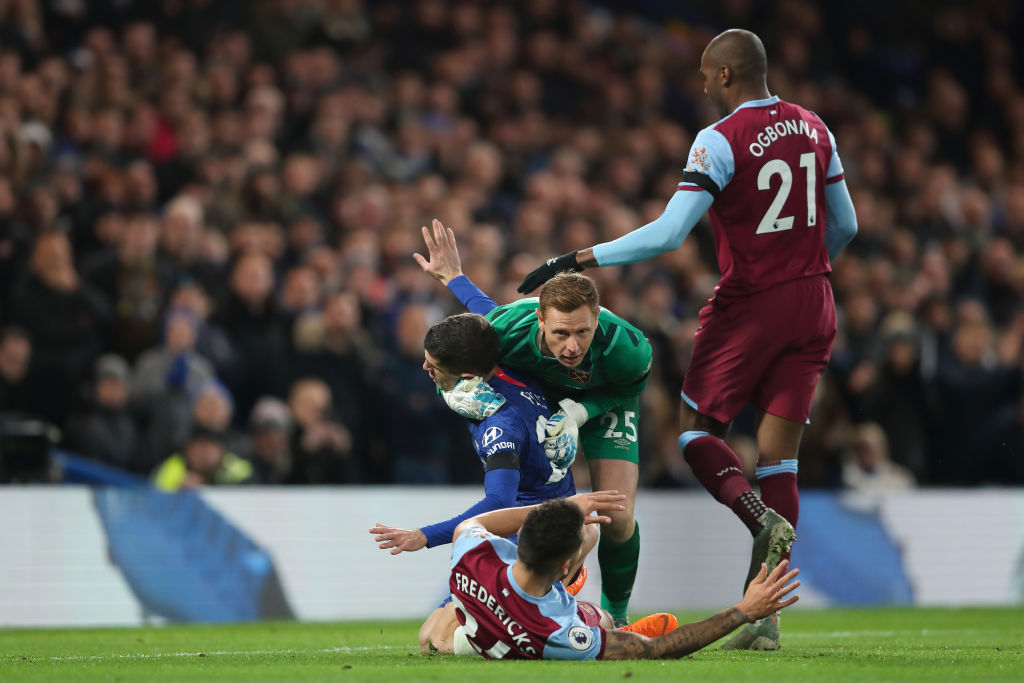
[434,470,520,546]
[602,606,751,660]
[576,248,598,268]
[447,275,498,315]
[460,504,538,539]
[589,191,712,267]
[824,179,857,260]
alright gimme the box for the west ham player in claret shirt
[517,28,858,650]
[445,494,800,661]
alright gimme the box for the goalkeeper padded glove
[535,398,588,474]
[517,251,582,294]
[442,377,506,420]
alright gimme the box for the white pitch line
[16,645,409,663]
[784,629,993,639]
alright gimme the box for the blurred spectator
[216,251,288,423]
[81,211,174,360]
[151,426,252,491]
[9,232,111,425]
[167,281,237,378]
[246,396,295,484]
[933,315,1023,484]
[131,307,219,471]
[984,395,1024,485]
[841,422,916,492]
[0,325,32,413]
[287,377,356,484]
[291,290,378,474]
[131,307,215,405]
[158,195,222,294]
[64,353,142,473]
[860,313,937,481]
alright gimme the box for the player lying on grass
[419,490,678,655]
[437,492,800,660]
[416,220,651,627]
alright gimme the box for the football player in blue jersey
[369,313,589,652]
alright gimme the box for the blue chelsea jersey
[467,368,575,504]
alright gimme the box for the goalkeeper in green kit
[415,219,652,627]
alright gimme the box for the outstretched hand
[568,490,626,525]
[736,560,801,621]
[413,219,463,285]
[369,524,428,555]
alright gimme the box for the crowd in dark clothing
[0,0,1022,488]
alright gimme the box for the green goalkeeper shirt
[447,275,652,420]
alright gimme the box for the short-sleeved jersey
[484,298,653,420]
[449,525,606,660]
[468,368,576,503]
[679,96,844,306]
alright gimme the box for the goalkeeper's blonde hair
[538,273,599,316]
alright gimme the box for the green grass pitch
[2,607,1022,681]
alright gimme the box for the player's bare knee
[692,412,730,437]
[601,511,635,542]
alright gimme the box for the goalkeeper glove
[535,398,588,474]
[517,251,582,294]
[442,377,506,420]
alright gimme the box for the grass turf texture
[2,607,1022,681]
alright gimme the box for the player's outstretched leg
[619,612,679,638]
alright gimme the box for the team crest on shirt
[569,368,591,383]
[568,626,594,651]
[686,146,711,174]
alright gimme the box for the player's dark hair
[517,499,584,576]
[423,313,499,377]
[538,273,599,316]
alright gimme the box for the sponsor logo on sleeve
[482,426,504,447]
[568,626,595,651]
[685,146,711,174]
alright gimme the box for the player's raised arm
[517,187,714,294]
[414,219,498,315]
[414,219,463,286]
[601,560,801,660]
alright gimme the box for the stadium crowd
[0,0,1022,488]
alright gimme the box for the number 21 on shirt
[756,152,817,234]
